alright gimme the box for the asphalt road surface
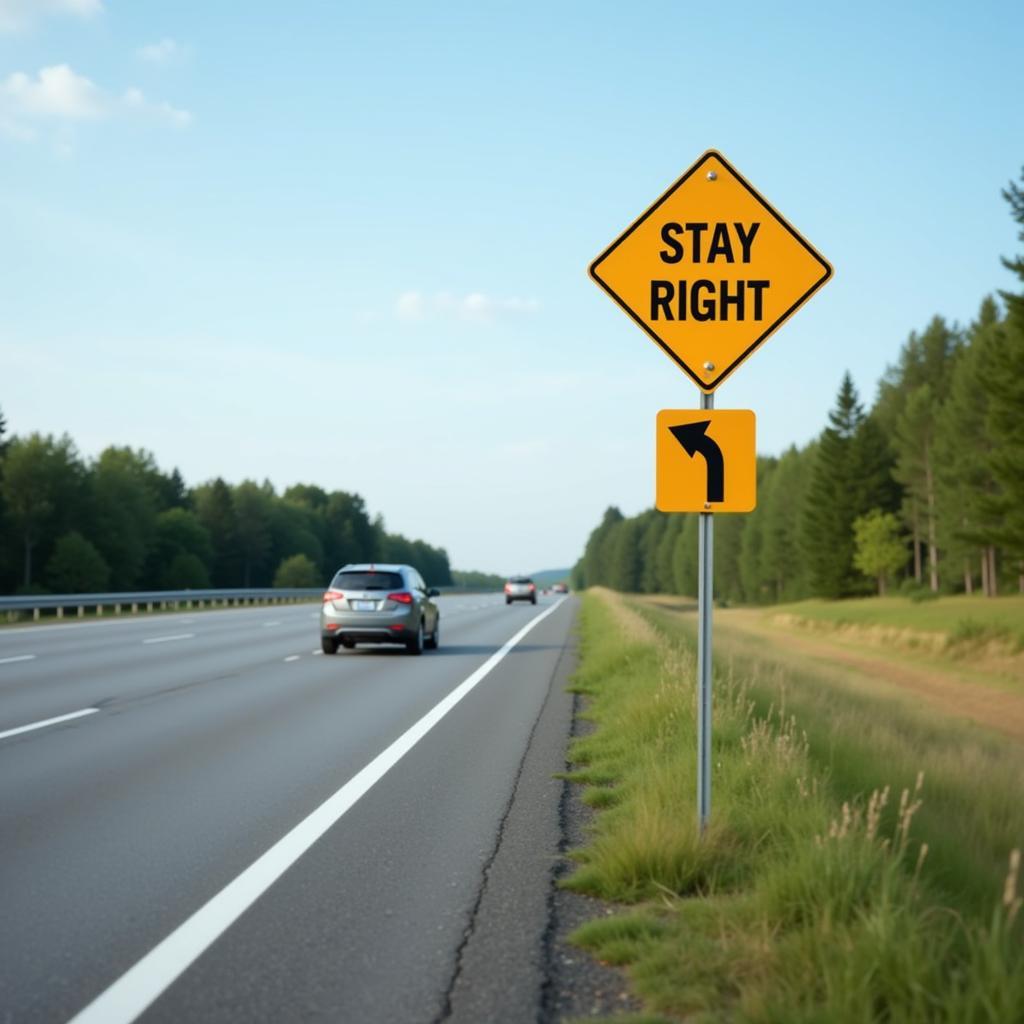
[0,593,578,1023]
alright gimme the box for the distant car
[505,576,537,605]
[552,582,569,594]
[320,563,440,655]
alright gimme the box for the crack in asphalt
[433,629,575,1024]
[537,687,578,1024]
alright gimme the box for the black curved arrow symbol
[669,420,724,503]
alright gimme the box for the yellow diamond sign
[590,150,832,392]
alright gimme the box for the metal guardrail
[0,586,502,622]
[0,588,324,622]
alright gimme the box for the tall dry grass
[565,591,1024,1023]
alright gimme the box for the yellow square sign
[591,150,831,392]
[656,409,756,513]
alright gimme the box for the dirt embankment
[642,597,1024,743]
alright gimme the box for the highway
[0,593,578,1024]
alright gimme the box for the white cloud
[121,86,191,126]
[394,290,540,324]
[137,38,183,65]
[0,0,102,33]
[1,64,105,119]
[0,64,192,147]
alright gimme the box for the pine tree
[654,514,684,593]
[985,168,1024,587]
[640,511,668,593]
[609,518,642,592]
[934,298,1004,593]
[672,515,700,597]
[194,478,242,586]
[761,444,814,601]
[803,373,870,597]
[577,506,624,588]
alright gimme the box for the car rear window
[509,577,533,584]
[332,571,404,591]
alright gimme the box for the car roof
[338,564,409,573]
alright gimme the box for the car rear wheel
[321,637,339,655]
[406,621,424,656]
[425,618,439,650]
[505,597,512,605]
[531,596,537,604]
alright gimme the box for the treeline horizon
[0,425,457,595]
[573,165,1024,602]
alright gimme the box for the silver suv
[320,564,440,655]
[504,576,537,605]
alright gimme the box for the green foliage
[273,553,321,588]
[161,552,211,590]
[232,480,274,587]
[194,478,241,587]
[574,506,625,590]
[609,518,643,592]
[934,300,1005,582]
[91,447,161,590]
[0,432,86,588]
[803,373,890,597]
[853,509,906,594]
[45,532,110,593]
[0,438,453,595]
[981,323,1024,561]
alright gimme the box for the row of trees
[0,428,453,594]
[573,166,1024,601]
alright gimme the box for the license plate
[352,600,376,611]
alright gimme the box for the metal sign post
[589,149,832,839]
[696,389,714,832]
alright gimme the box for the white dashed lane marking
[142,634,195,645]
[0,654,36,665]
[0,707,99,741]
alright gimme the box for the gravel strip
[540,696,645,1023]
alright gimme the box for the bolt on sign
[656,409,756,513]
[590,150,832,392]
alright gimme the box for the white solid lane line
[0,707,99,742]
[142,634,195,646]
[0,654,36,665]
[65,597,568,1024]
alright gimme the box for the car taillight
[504,583,511,592]
[322,590,343,603]
[529,583,536,591]
[387,592,414,605]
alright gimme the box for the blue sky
[2,1,1022,575]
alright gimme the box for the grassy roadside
[766,594,1024,637]
[764,595,1024,669]
[642,597,1024,917]
[562,589,1024,1023]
